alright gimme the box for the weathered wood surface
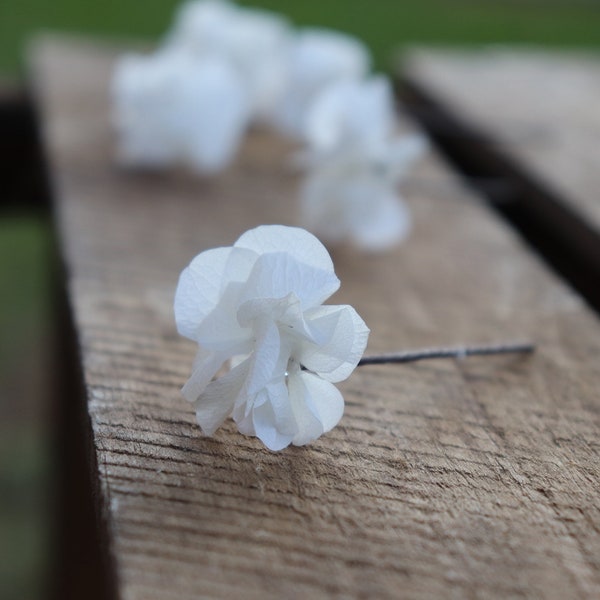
[32,37,600,599]
[401,48,600,268]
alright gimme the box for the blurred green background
[1,0,599,74]
[1,1,599,599]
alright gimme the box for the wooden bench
[400,48,600,310]
[32,37,600,599]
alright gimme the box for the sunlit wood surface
[33,37,600,599]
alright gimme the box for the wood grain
[31,37,600,599]
[401,48,600,272]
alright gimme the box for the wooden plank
[31,36,600,599]
[400,48,600,282]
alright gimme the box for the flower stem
[358,342,535,367]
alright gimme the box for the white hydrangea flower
[174,225,370,451]
[112,50,249,174]
[301,135,427,251]
[272,28,370,138]
[165,0,292,122]
[299,76,428,251]
[305,75,396,154]
[165,0,238,52]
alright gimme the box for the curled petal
[235,225,336,275]
[252,382,296,451]
[194,282,252,352]
[193,357,251,436]
[175,247,235,339]
[289,370,344,446]
[237,293,299,327]
[241,252,340,310]
[243,319,281,397]
[181,347,227,402]
[287,372,323,446]
[174,245,257,341]
[300,305,370,382]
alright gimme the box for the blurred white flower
[301,139,425,252]
[112,50,249,174]
[174,225,369,450]
[165,0,292,121]
[165,0,238,52]
[305,75,396,154]
[299,76,428,251]
[272,28,370,138]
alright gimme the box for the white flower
[272,28,370,138]
[165,0,292,122]
[112,50,249,174]
[165,0,238,53]
[301,135,427,251]
[174,225,370,450]
[305,75,396,154]
[300,147,409,252]
[298,76,428,251]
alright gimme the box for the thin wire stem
[358,342,535,367]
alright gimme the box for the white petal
[252,387,295,451]
[237,293,297,327]
[289,371,345,446]
[174,247,234,339]
[174,245,257,341]
[184,58,250,174]
[243,319,282,396]
[241,252,340,310]
[111,52,182,168]
[291,28,370,86]
[219,8,291,120]
[193,357,251,436]
[165,0,237,56]
[305,76,395,152]
[349,187,412,252]
[272,28,370,137]
[181,348,227,402]
[234,408,255,436]
[265,378,297,436]
[287,370,324,446]
[235,225,336,275]
[244,253,340,309]
[194,282,253,352]
[300,173,353,244]
[385,134,428,183]
[300,305,370,382]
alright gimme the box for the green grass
[0,217,53,600]
[0,0,599,73]
[0,426,52,600]
[0,218,51,380]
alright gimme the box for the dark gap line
[0,87,51,213]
